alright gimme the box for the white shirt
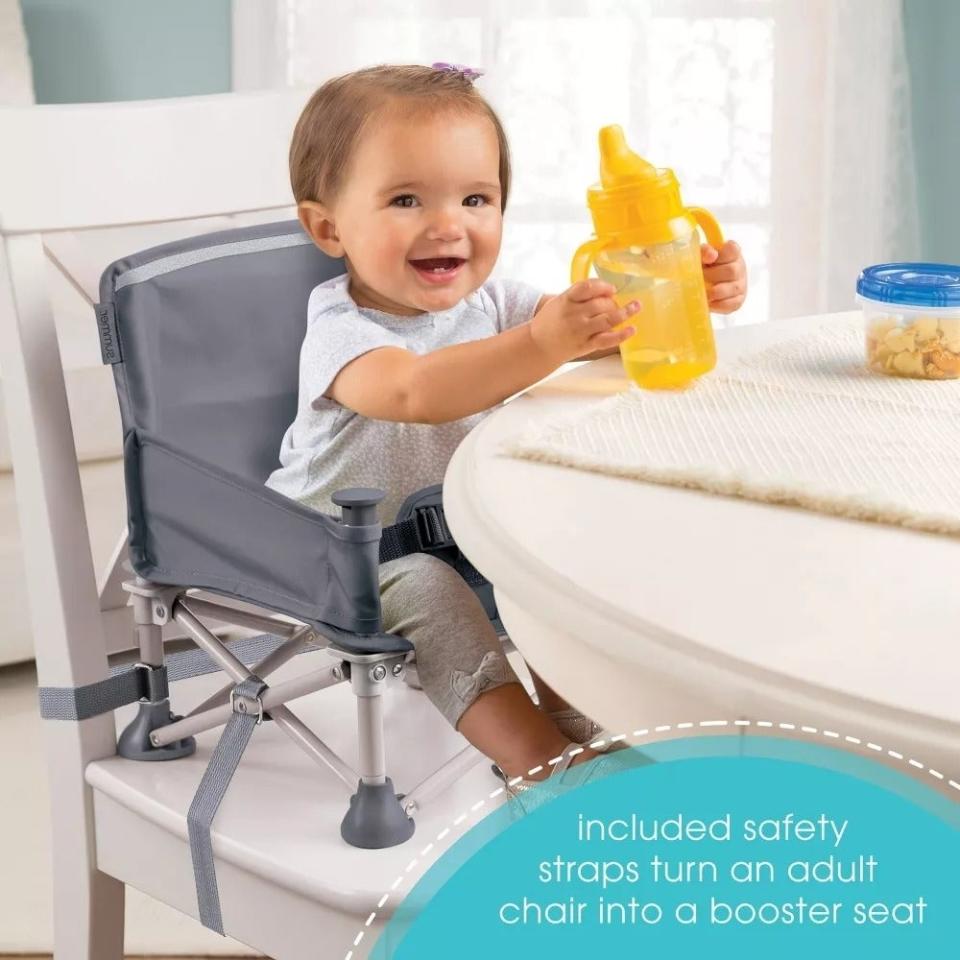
[264,273,543,524]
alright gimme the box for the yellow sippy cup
[571,125,724,389]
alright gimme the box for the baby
[265,64,747,794]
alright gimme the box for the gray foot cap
[117,699,196,761]
[341,778,415,849]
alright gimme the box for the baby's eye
[390,194,418,208]
[463,194,490,208]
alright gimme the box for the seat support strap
[37,633,305,721]
[186,674,268,935]
[38,662,168,720]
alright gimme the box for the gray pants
[379,553,520,728]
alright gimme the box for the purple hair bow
[431,61,484,81]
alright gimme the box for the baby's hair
[289,64,511,212]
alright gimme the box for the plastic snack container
[857,263,960,379]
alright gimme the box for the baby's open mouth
[409,257,466,279]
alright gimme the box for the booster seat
[38,218,502,934]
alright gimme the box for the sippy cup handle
[688,207,724,250]
[570,236,613,284]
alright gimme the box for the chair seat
[85,647,506,958]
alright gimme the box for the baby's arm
[327,280,638,424]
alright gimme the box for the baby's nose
[425,210,466,241]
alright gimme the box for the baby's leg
[379,554,594,779]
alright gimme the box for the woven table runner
[505,320,960,535]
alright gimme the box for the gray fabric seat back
[99,220,342,483]
[93,220,401,642]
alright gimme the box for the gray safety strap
[186,674,268,934]
[37,668,160,722]
[37,632,316,721]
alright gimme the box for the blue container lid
[857,262,960,308]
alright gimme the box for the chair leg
[47,722,126,960]
[54,867,125,960]
[340,657,415,849]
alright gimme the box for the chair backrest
[0,89,312,233]
[100,219,343,483]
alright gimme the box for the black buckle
[133,662,169,702]
[414,504,455,551]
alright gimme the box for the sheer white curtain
[233,0,918,327]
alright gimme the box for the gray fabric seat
[97,219,411,655]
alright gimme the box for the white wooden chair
[0,90,503,960]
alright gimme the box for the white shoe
[504,742,654,817]
[502,741,581,813]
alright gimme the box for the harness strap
[453,552,487,587]
[186,675,268,934]
[379,503,452,562]
[379,500,487,588]
[378,514,422,563]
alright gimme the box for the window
[235,0,916,327]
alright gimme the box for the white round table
[444,312,960,792]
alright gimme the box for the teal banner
[371,736,960,958]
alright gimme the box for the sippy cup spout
[599,124,657,188]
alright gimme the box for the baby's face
[332,108,503,315]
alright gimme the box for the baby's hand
[701,240,747,314]
[530,279,639,364]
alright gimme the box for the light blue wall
[21,0,230,103]
[903,0,960,262]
